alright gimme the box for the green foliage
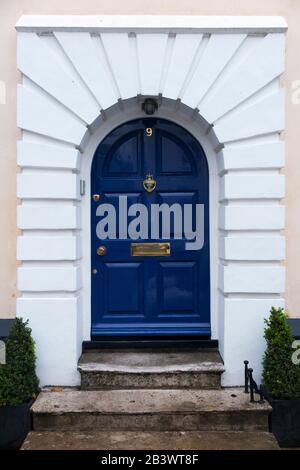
[0,318,39,406]
[263,307,300,400]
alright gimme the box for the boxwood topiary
[0,318,39,406]
[263,307,300,400]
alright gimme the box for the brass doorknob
[97,246,107,256]
[92,194,100,202]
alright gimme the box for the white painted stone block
[221,298,285,386]
[219,205,285,230]
[17,32,99,124]
[221,174,285,200]
[18,266,81,292]
[55,32,118,110]
[101,33,137,100]
[17,85,87,145]
[17,236,81,261]
[163,34,201,100]
[221,141,284,171]
[220,236,285,261]
[182,34,246,109]
[17,173,80,199]
[220,265,285,294]
[17,297,81,386]
[18,141,80,171]
[17,204,80,229]
[213,90,285,143]
[137,34,169,96]
[202,34,285,123]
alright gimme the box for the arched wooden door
[91,118,210,337]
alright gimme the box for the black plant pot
[0,400,32,450]
[269,399,300,448]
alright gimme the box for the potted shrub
[262,307,300,447]
[0,318,39,450]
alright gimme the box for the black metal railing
[244,360,265,403]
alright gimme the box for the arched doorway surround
[16,16,286,386]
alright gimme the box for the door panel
[104,262,144,317]
[156,192,198,238]
[91,118,210,337]
[103,131,142,176]
[159,134,194,174]
[158,262,198,315]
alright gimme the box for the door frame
[81,98,219,342]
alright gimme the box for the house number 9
[146,128,153,137]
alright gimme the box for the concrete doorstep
[78,350,225,390]
[30,388,271,432]
[21,386,279,449]
[22,430,280,450]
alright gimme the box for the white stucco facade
[15,15,286,386]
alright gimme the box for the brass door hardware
[97,246,107,256]
[143,174,156,193]
[92,194,100,202]
[146,127,153,137]
[131,242,170,257]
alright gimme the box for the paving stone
[22,430,280,450]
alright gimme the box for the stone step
[32,388,271,432]
[22,430,280,450]
[78,349,225,390]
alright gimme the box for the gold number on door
[146,128,153,137]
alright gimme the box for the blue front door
[91,118,210,336]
